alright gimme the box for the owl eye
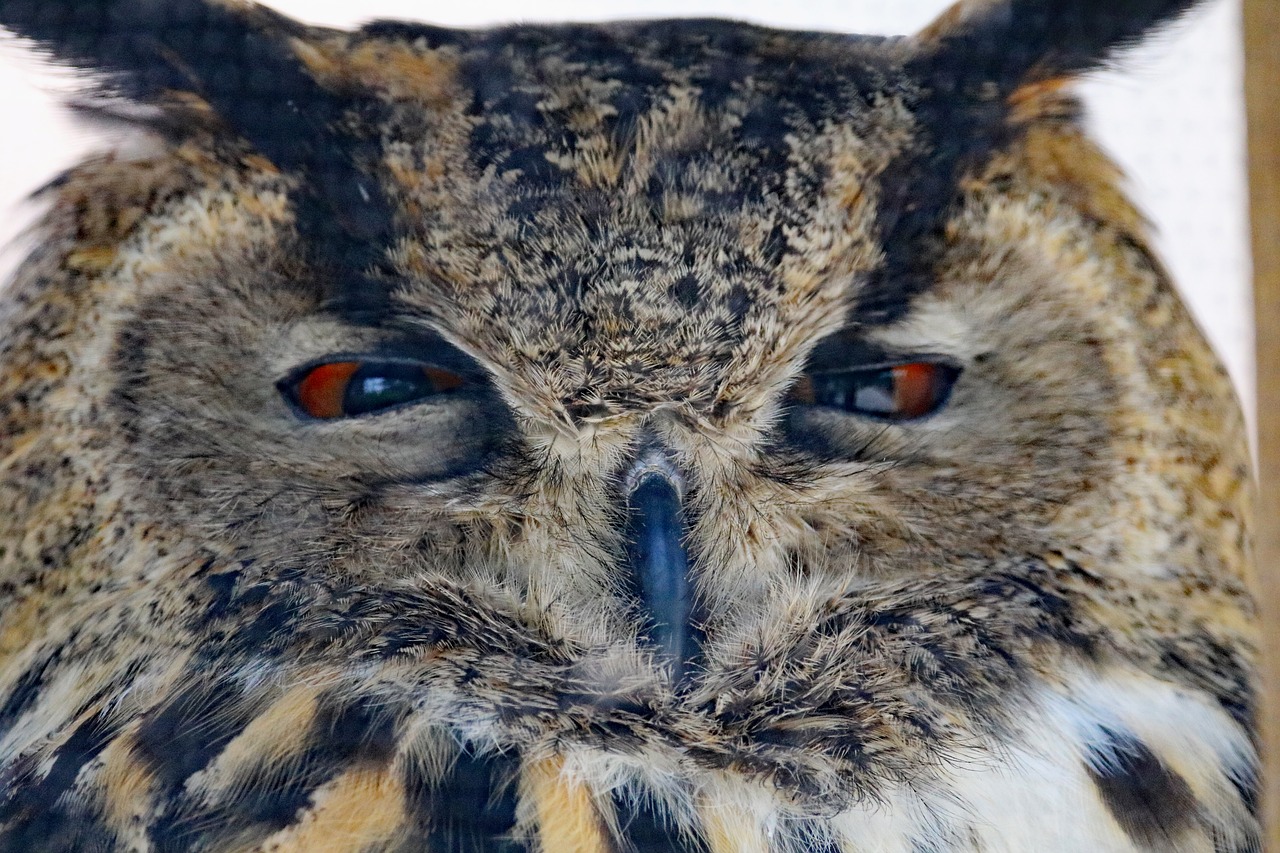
[286,360,467,419]
[791,362,959,421]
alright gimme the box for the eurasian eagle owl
[0,0,1259,850]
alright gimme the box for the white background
[0,0,1252,426]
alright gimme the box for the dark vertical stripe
[402,744,521,853]
[0,647,65,740]
[1085,726,1199,848]
[611,791,707,853]
[149,693,400,852]
[132,676,257,791]
[0,713,118,853]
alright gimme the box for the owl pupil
[802,362,958,421]
[856,378,896,413]
[344,363,442,416]
[809,371,895,414]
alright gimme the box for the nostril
[623,453,702,687]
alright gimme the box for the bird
[0,0,1259,850]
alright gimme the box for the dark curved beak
[623,457,702,686]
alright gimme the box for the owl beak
[622,451,702,686]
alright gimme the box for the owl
[0,0,1259,850]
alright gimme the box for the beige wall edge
[1244,0,1280,847]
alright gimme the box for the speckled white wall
[0,0,1252,426]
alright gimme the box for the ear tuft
[0,1,308,112]
[0,1,333,176]
[915,0,1203,91]
[0,0,398,313]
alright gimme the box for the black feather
[1084,726,1200,847]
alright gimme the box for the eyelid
[280,351,482,387]
[805,355,961,375]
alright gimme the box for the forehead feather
[318,22,918,389]
[0,0,1205,378]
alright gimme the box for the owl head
[0,1,1257,850]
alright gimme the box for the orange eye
[891,362,949,420]
[792,361,959,421]
[296,361,361,419]
[288,360,466,420]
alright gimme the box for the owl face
[0,1,1258,851]
[103,15,1225,653]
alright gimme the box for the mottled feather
[0,0,1257,851]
